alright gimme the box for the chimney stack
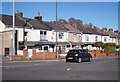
[114,30,119,33]
[102,27,107,32]
[109,28,113,32]
[15,10,23,18]
[34,12,42,21]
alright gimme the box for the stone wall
[0,31,12,55]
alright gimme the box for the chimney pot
[37,12,40,16]
[34,12,42,21]
[15,11,23,17]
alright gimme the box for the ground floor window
[67,45,70,47]
[5,48,9,56]
[62,45,66,51]
[38,45,49,52]
[38,46,42,51]
[43,46,49,52]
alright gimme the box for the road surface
[2,58,119,80]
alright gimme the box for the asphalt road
[2,58,119,80]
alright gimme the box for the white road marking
[34,63,41,66]
[67,68,71,71]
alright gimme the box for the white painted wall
[68,33,77,42]
[52,31,69,42]
[46,31,54,42]
[109,38,116,43]
[95,35,102,42]
[68,33,82,42]
[27,29,55,42]
[57,32,68,42]
[115,38,119,45]
[27,30,40,41]
[0,20,5,32]
[17,50,23,55]
[82,34,102,43]
[16,28,31,42]
[102,36,110,43]
[18,29,24,41]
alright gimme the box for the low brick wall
[32,52,56,59]
[6,50,118,60]
[22,49,56,59]
[89,50,119,57]
[60,49,67,54]
[12,55,23,59]
[32,49,56,59]
[23,49,28,58]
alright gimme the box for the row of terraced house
[0,11,120,58]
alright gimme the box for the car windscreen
[67,50,79,55]
[67,50,88,55]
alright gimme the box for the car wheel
[78,58,82,63]
[66,59,69,62]
[89,58,92,62]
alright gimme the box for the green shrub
[94,42,104,50]
[103,43,116,53]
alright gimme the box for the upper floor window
[24,32,28,36]
[104,37,107,42]
[73,34,77,36]
[59,32,64,39]
[95,36,98,41]
[40,31,46,35]
[40,31,47,40]
[40,31,43,35]
[85,35,89,41]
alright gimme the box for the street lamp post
[56,0,59,60]
[10,0,15,61]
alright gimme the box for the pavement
[2,56,118,63]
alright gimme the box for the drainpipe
[68,41,72,49]
[66,38,72,49]
[79,32,82,49]
[2,32,3,56]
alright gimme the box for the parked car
[66,49,92,63]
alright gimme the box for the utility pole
[56,0,59,60]
[11,0,15,61]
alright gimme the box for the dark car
[66,49,92,63]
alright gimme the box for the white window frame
[85,35,89,41]
[42,45,49,52]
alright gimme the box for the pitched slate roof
[24,18,52,30]
[108,31,118,38]
[0,14,29,27]
[45,21,68,31]
[0,14,52,30]
[83,28,101,35]
[64,24,81,34]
